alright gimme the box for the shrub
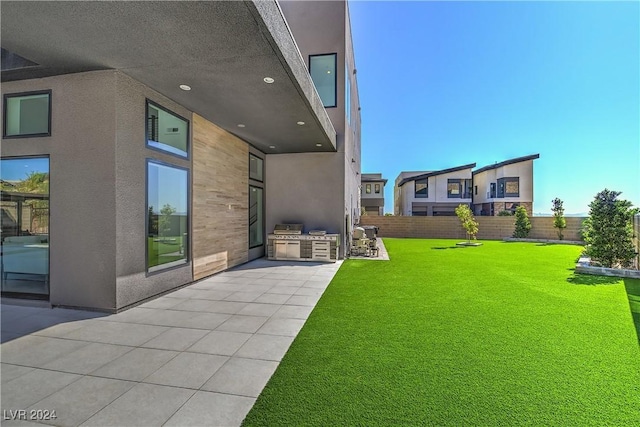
[513,206,532,238]
[455,204,479,243]
[582,189,638,268]
[551,198,567,240]
[497,210,513,216]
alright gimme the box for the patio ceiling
[0,1,336,154]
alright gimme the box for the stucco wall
[360,216,585,241]
[1,71,118,310]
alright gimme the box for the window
[447,179,462,198]
[147,161,189,272]
[3,90,51,138]
[474,185,478,196]
[375,184,381,194]
[489,183,497,198]
[249,186,264,248]
[1,156,50,297]
[463,179,472,198]
[249,154,263,182]
[497,177,519,197]
[415,179,428,198]
[146,101,189,158]
[366,184,371,194]
[310,53,337,108]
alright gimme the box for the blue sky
[350,1,639,214]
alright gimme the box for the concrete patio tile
[272,305,314,319]
[253,293,291,304]
[1,335,50,358]
[171,299,247,315]
[61,321,168,346]
[0,420,44,426]
[285,294,322,306]
[247,278,285,287]
[1,332,22,343]
[135,309,230,329]
[263,273,310,281]
[224,291,264,303]
[184,289,235,300]
[257,318,306,337]
[237,303,281,317]
[293,286,325,296]
[187,330,252,356]
[90,348,178,382]
[266,285,300,295]
[138,297,185,310]
[1,312,91,337]
[140,327,209,351]
[1,369,81,410]
[228,277,262,285]
[235,283,273,293]
[32,318,94,338]
[216,315,269,334]
[143,352,228,389]
[41,342,133,374]
[302,279,331,289]
[199,281,243,292]
[235,334,295,361]
[1,363,35,384]
[80,383,194,427]
[1,336,89,368]
[164,391,255,427]
[27,376,135,427]
[163,287,209,299]
[202,357,278,397]
[94,307,156,324]
[237,271,268,278]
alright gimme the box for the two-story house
[472,154,539,216]
[395,163,476,216]
[0,0,361,311]
[361,173,387,216]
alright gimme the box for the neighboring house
[395,163,476,216]
[0,1,361,310]
[472,154,539,216]
[361,173,387,216]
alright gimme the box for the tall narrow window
[146,101,189,158]
[447,179,462,198]
[366,184,371,194]
[3,90,51,138]
[345,65,351,125]
[310,53,337,108]
[1,157,50,298]
[375,184,381,194]
[147,161,189,272]
[249,154,263,182]
[415,179,428,198]
[249,186,264,248]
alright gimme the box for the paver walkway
[0,259,341,426]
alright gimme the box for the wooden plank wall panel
[192,114,249,280]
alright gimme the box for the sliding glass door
[0,157,50,298]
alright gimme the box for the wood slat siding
[192,114,249,280]
[360,216,586,241]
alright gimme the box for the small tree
[551,198,567,240]
[159,203,176,241]
[455,204,479,243]
[513,205,531,238]
[582,189,638,268]
[497,210,513,216]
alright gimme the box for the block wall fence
[359,216,586,242]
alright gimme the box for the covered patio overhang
[1,0,336,154]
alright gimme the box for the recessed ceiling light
[179,84,191,91]
[269,145,276,149]
[237,124,246,128]
[315,143,322,147]
[326,70,331,74]
[297,121,305,126]
[263,77,275,84]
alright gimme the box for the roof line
[473,154,540,175]
[398,163,476,187]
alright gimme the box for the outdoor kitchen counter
[267,234,340,262]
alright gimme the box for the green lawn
[243,239,640,426]
[147,236,185,268]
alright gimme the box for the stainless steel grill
[272,224,303,235]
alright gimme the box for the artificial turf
[242,239,640,426]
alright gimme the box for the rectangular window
[249,186,264,248]
[490,183,497,198]
[1,156,50,298]
[415,179,428,198]
[447,179,461,198]
[374,184,380,194]
[366,184,371,194]
[463,179,472,198]
[499,177,520,197]
[249,154,263,182]
[310,53,337,108]
[146,101,189,158]
[147,161,189,272]
[474,185,478,196]
[3,90,51,138]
